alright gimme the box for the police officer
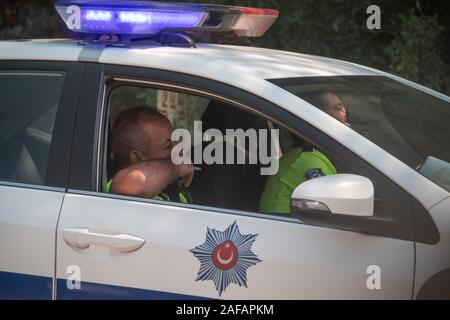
[105,106,193,203]
[259,91,350,214]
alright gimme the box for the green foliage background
[1,0,449,95]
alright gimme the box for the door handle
[63,228,145,253]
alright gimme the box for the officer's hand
[177,163,195,187]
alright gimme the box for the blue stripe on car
[0,271,210,300]
[56,279,209,300]
[0,271,52,300]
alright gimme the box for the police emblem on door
[190,221,261,296]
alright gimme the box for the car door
[0,61,83,299]
[55,65,416,299]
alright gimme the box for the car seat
[0,129,45,185]
[189,100,270,212]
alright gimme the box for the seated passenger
[259,92,350,214]
[105,106,194,203]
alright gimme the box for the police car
[0,0,449,300]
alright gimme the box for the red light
[238,7,279,16]
[232,6,279,37]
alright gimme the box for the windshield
[271,76,450,192]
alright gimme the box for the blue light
[78,9,205,34]
[117,10,207,26]
[112,10,205,34]
[85,10,113,22]
[118,12,149,24]
[56,1,207,35]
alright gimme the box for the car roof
[0,38,379,81]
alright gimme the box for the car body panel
[0,183,64,299]
[56,192,413,299]
[415,197,450,299]
[0,39,82,62]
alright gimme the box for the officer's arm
[110,160,193,198]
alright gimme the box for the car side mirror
[291,174,374,217]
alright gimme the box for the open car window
[109,85,209,136]
[106,83,323,216]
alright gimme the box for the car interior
[0,106,56,186]
[103,87,284,213]
[188,100,271,212]
[0,72,63,186]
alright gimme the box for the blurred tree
[388,2,447,92]
[0,0,66,39]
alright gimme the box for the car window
[106,84,265,211]
[104,82,350,217]
[271,76,450,192]
[109,85,209,136]
[28,103,58,135]
[0,71,66,186]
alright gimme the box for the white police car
[0,0,449,300]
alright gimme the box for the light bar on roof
[232,7,279,37]
[55,0,278,37]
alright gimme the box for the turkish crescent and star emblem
[190,221,261,296]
